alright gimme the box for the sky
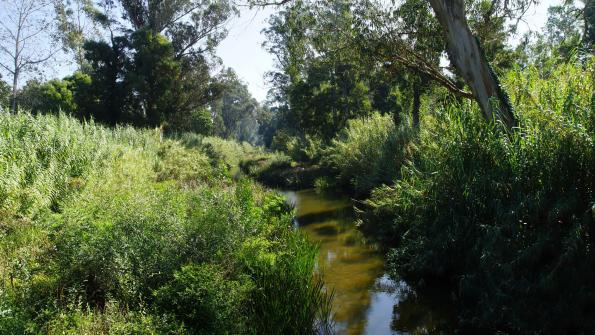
[0,0,564,101]
[216,6,277,102]
[217,0,562,103]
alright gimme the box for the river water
[282,189,453,335]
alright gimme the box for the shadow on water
[281,189,455,335]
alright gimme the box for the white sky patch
[216,6,276,103]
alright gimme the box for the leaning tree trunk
[428,0,517,130]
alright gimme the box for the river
[282,189,454,335]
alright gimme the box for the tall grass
[0,113,331,334]
[175,132,259,171]
[361,61,594,333]
[321,112,415,195]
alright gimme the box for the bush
[199,136,258,172]
[18,79,77,115]
[45,302,185,335]
[154,264,250,334]
[154,141,215,184]
[322,112,415,195]
[270,130,323,163]
[0,291,28,334]
[165,108,214,135]
[362,61,594,334]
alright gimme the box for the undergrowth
[0,113,331,334]
[361,61,594,334]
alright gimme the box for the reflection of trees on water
[390,280,455,335]
[286,189,456,335]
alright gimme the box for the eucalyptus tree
[211,68,264,144]
[253,0,538,131]
[53,0,101,69]
[427,0,523,129]
[111,0,235,59]
[263,1,404,140]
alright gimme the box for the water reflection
[282,189,453,335]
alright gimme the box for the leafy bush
[0,291,28,334]
[198,136,258,172]
[322,112,415,195]
[18,79,77,115]
[0,112,330,334]
[270,130,323,163]
[155,264,250,334]
[0,76,10,109]
[362,61,594,334]
[165,108,214,135]
[154,141,215,184]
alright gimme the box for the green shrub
[165,108,214,135]
[51,181,191,308]
[270,130,324,163]
[154,141,215,184]
[0,291,28,334]
[322,112,415,195]
[18,79,77,115]
[154,264,250,334]
[240,233,333,335]
[190,136,260,174]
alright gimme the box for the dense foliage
[1,0,593,333]
[0,113,331,334]
[360,61,594,333]
[321,112,415,195]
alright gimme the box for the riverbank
[0,113,331,334]
[240,153,325,190]
[247,61,595,334]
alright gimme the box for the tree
[357,0,523,129]
[101,0,235,59]
[254,0,536,131]
[0,0,58,113]
[585,0,595,49]
[263,1,396,140]
[356,0,444,127]
[211,69,264,144]
[79,37,130,124]
[428,0,517,129]
[128,29,182,126]
[68,0,235,126]
[53,0,100,69]
[18,78,76,114]
[0,74,10,110]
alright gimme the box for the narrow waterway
[282,189,453,335]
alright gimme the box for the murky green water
[282,189,453,335]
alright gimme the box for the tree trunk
[428,0,517,130]
[585,0,595,49]
[11,68,18,114]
